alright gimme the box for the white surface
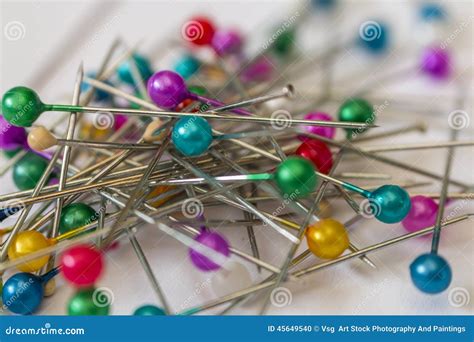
[0,0,473,315]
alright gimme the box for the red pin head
[60,244,104,287]
[294,139,333,174]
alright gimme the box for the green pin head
[274,156,318,198]
[338,98,375,139]
[2,86,45,127]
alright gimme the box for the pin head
[241,56,275,83]
[2,86,44,127]
[311,0,337,10]
[117,54,153,86]
[143,119,167,142]
[338,98,374,138]
[272,29,295,57]
[2,272,45,314]
[421,47,451,80]
[0,115,27,150]
[8,230,51,272]
[134,305,166,316]
[410,253,452,294]
[184,16,216,46]
[81,71,112,102]
[299,112,336,140]
[59,202,97,234]
[420,3,446,21]
[295,139,333,174]
[368,185,411,224]
[211,29,243,56]
[147,70,188,109]
[60,245,104,287]
[402,195,438,232]
[172,116,213,156]
[274,157,318,198]
[68,287,110,315]
[305,218,349,259]
[189,230,230,271]
[174,55,201,80]
[27,126,58,151]
[13,152,50,190]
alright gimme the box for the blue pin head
[410,253,452,294]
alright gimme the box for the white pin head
[143,119,167,142]
[27,126,58,151]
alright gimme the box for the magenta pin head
[240,56,275,83]
[211,29,243,56]
[189,230,230,271]
[402,195,439,233]
[0,115,27,150]
[147,70,189,109]
[299,112,336,141]
[421,47,451,80]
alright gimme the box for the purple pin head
[0,115,27,150]
[421,47,451,80]
[402,195,439,233]
[147,70,189,109]
[189,230,230,271]
[211,29,243,56]
[240,56,275,83]
[299,112,336,141]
